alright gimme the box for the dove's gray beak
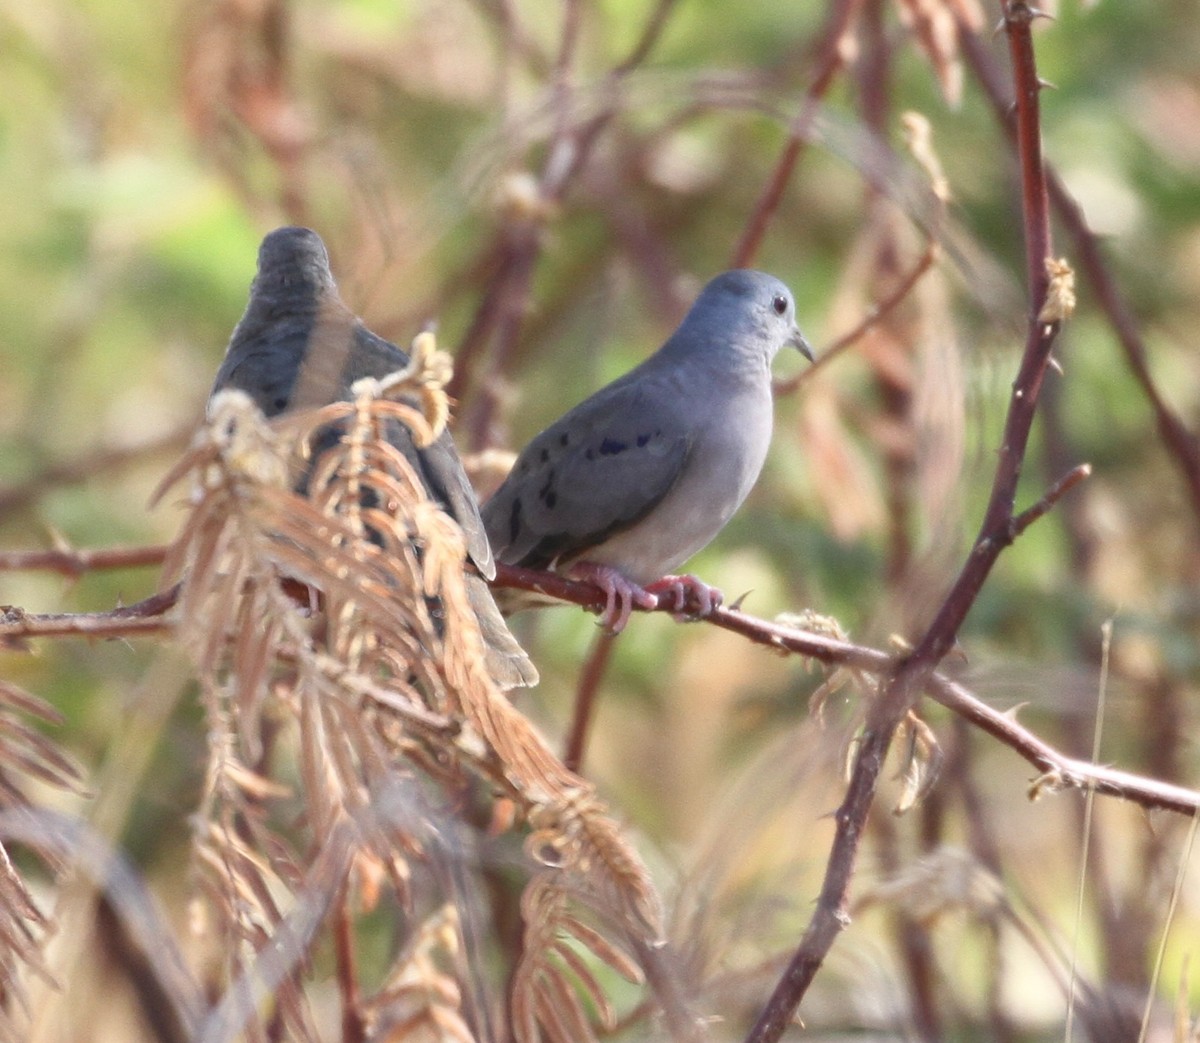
[790,325,815,363]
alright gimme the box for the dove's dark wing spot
[482,382,691,570]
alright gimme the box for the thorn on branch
[1003,2,1050,30]
[1010,463,1092,541]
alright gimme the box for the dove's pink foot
[644,574,723,620]
[568,562,658,633]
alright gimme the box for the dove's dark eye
[771,294,788,315]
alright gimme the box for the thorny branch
[0,588,178,646]
[7,556,1196,818]
[745,3,1069,1038]
[491,564,1200,818]
[956,21,1200,531]
[0,543,168,579]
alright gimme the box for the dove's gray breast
[584,367,773,583]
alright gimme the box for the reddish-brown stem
[732,0,868,267]
[451,0,682,445]
[961,37,1200,983]
[562,632,617,774]
[1004,6,1052,308]
[459,229,543,450]
[1010,463,1091,540]
[332,889,365,1043]
[451,0,586,448]
[744,5,1063,1037]
[852,8,939,1027]
[7,545,1197,818]
[0,544,169,578]
[869,806,942,1040]
[957,23,1200,529]
[490,562,1200,816]
[1,586,179,644]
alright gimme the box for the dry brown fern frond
[0,680,87,1042]
[512,878,645,1043]
[892,0,984,107]
[362,904,476,1043]
[161,365,665,1039]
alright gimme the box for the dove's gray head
[251,226,337,301]
[670,269,813,365]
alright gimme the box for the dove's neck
[656,322,775,386]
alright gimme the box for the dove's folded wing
[482,382,692,571]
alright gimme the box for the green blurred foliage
[1,0,1200,1038]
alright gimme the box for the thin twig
[0,587,178,644]
[0,544,169,577]
[732,0,868,267]
[946,719,1020,1043]
[1009,463,1091,541]
[773,244,938,397]
[0,428,192,518]
[563,632,617,774]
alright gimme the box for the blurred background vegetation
[1,0,1200,1039]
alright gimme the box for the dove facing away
[210,226,538,689]
[482,269,812,632]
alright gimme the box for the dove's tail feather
[465,573,540,689]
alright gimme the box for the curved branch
[490,562,1197,816]
[9,549,1194,819]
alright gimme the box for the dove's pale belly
[577,390,773,584]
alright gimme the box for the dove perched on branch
[482,269,813,633]
[210,226,538,689]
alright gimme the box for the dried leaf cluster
[0,683,86,1043]
[155,358,662,1040]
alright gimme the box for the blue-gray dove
[482,269,812,632]
[210,226,538,689]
